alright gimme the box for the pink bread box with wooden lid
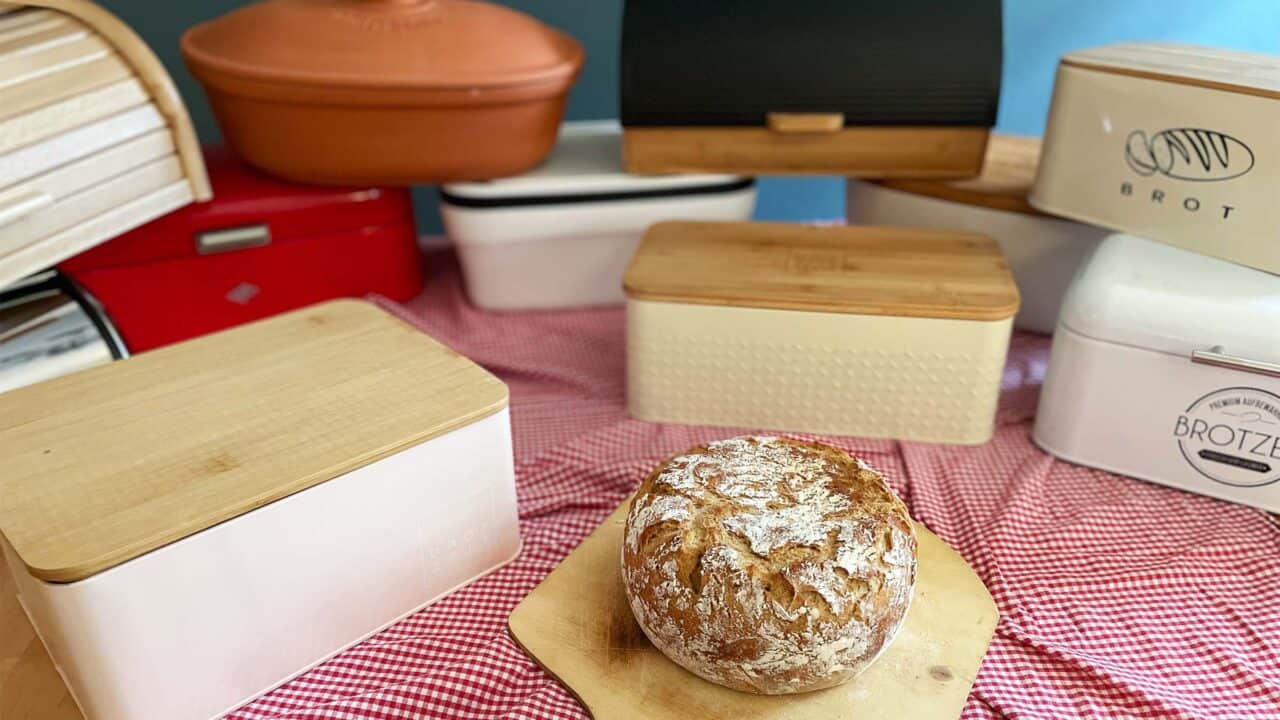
[0,300,521,720]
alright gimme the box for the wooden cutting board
[508,501,998,720]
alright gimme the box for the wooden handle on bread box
[767,112,845,134]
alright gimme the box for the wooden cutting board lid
[1061,43,1280,100]
[873,134,1043,215]
[0,300,508,583]
[623,221,1019,321]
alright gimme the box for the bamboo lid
[1061,43,1280,100]
[873,134,1042,216]
[623,222,1019,321]
[0,300,508,583]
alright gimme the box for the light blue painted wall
[108,0,1280,231]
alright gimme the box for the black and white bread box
[619,0,1003,177]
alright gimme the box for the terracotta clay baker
[182,0,584,185]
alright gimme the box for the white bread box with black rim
[441,121,756,310]
[1035,234,1280,512]
[0,300,521,720]
[1031,43,1280,274]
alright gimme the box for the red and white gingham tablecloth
[231,251,1280,720]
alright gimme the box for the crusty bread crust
[621,436,917,695]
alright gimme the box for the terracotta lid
[623,221,1020,321]
[873,135,1043,216]
[0,300,508,583]
[181,0,583,92]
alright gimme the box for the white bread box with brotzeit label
[1031,43,1280,274]
[624,222,1020,445]
[847,135,1106,334]
[0,300,521,720]
[1035,234,1280,513]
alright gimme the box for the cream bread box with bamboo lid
[0,300,520,720]
[1031,43,1280,274]
[1035,234,1280,513]
[847,134,1107,334]
[441,120,756,310]
[623,222,1020,445]
[0,0,210,290]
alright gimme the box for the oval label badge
[1174,387,1280,487]
[1125,128,1254,182]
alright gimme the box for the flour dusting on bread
[621,436,917,695]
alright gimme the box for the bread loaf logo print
[1174,387,1280,487]
[1125,128,1254,182]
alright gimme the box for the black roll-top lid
[621,0,1003,127]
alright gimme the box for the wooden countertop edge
[870,179,1045,217]
[869,134,1045,216]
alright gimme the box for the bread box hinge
[766,112,846,134]
[1191,346,1280,379]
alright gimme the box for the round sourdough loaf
[621,436,917,694]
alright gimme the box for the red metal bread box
[59,147,424,351]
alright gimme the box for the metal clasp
[196,224,271,255]
[1191,346,1280,379]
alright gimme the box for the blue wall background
[111,0,1280,232]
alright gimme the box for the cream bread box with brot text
[442,121,756,310]
[1035,234,1280,512]
[623,222,1020,445]
[1031,43,1280,274]
[0,300,521,720]
[848,135,1106,334]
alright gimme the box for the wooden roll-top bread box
[0,0,210,289]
